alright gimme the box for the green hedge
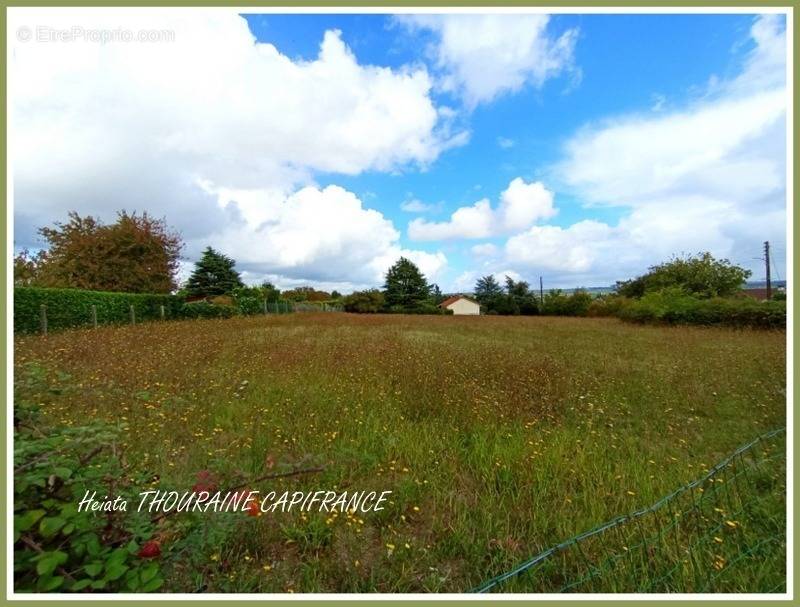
[617,290,785,329]
[179,301,235,319]
[14,287,183,334]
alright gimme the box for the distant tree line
[13,211,784,328]
[472,275,594,316]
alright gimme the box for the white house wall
[446,299,480,315]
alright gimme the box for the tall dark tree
[28,211,182,293]
[474,275,503,305]
[505,276,539,315]
[430,283,444,304]
[383,257,431,310]
[185,247,244,298]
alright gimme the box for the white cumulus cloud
[400,198,436,213]
[10,8,458,289]
[397,14,578,107]
[501,14,787,286]
[408,177,556,241]
[471,243,498,257]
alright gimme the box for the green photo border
[1,2,794,605]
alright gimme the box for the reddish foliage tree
[32,211,183,293]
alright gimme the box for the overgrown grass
[13,313,786,592]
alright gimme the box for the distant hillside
[545,281,786,297]
[746,280,787,289]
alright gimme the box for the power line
[771,255,782,283]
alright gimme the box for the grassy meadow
[13,313,786,592]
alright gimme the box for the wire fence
[473,428,786,593]
[291,301,344,313]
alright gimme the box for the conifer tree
[383,257,431,310]
[185,247,244,297]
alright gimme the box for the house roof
[439,295,479,308]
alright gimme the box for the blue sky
[12,11,787,291]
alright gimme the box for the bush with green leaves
[615,252,751,298]
[14,364,164,593]
[343,289,385,313]
[586,294,632,317]
[14,287,182,334]
[178,301,235,319]
[618,288,785,329]
[231,284,283,316]
[542,289,593,316]
[231,286,265,316]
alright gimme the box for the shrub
[14,364,164,592]
[281,286,331,302]
[618,288,785,329]
[542,289,593,317]
[617,287,692,323]
[209,295,234,307]
[232,286,290,316]
[231,286,264,316]
[587,294,632,317]
[343,290,385,313]
[615,252,751,298]
[564,290,593,316]
[234,295,263,316]
[178,301,235,319]
[14,287,182,334]
[489,295,520,316]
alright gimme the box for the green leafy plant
[615,252,751,299]
[541,289,593,316]
[343,289,385,313]
[14,366,165,592]
[179,301,235,319]
[618,288,785,328]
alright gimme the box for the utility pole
[539,276,544,304]
[764,241,772,300]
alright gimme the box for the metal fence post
[160,305,165,320]
[91,305,98,328]
[130,305,136,325]
[40,304,47,336]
